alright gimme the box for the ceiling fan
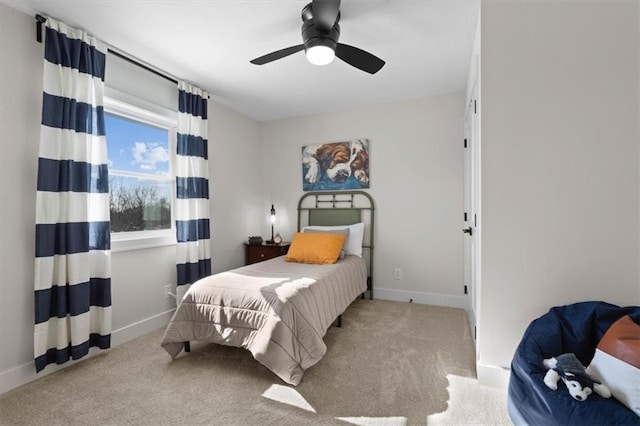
[250,0,385,74]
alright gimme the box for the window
[104,94,177,251]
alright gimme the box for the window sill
[111,233,176,253]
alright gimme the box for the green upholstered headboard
[297,191,375,298]
[308,208,361,227]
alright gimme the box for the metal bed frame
[183,190,375,352]
[297,190,375,300]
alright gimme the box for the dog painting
[302,139,370,191]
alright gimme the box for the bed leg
[337,315,342,328]
[367,277,373,300]
[184,341,191,353]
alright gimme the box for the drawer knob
[260,254,265,257]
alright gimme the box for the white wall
[0,3,262,393]
[209,102,262,273]
[478,1,640,385]
[260,94,465,306]
[0,3,43,382]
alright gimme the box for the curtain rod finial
[35,14,46,43]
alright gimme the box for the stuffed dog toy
[543,353,611,401]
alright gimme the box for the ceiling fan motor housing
[302,20,340,52]
[301,2,341,52]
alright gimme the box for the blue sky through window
[105,111,173,233]
[105,112,169,175]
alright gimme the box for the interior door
[463,81,479,349]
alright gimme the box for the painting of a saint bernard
[302,139,370,191]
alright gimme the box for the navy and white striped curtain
[34,18,111,372]
[175,82,211,301]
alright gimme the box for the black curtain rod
[35,14,178,86]
[108,50,178,85]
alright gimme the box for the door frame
[463,79,480,353]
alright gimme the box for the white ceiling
[4,0,480,122]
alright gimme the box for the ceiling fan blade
[312,0,340,32]
[250,44,305,65]
[335,43,385,74]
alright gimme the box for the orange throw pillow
[285,232,346,264]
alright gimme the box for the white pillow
[302,222,365,257]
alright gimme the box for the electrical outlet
[394,268,402,280]
[164,284,173,299]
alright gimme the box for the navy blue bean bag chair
[508,301,640,425]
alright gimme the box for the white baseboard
[477,362,511,389]
[0,309,174,396]
[110,309,175,346]
[374,287,469,310]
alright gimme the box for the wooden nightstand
[245,242,290,265]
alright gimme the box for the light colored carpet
[0,299,510,425]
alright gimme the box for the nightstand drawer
[245,243,290,265]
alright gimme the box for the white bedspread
[161,255,367,385]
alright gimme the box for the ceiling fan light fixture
[250,0,385,74]
[306,44,335,66]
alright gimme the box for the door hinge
[474,99,477,114]
[474,214,477,227]
[464,138,468,148]
[464,285,468,295]
[474,326,477,339]
[464,212,468,221]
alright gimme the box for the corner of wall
[477,362,510,389]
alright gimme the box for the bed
[161,191,374,386]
